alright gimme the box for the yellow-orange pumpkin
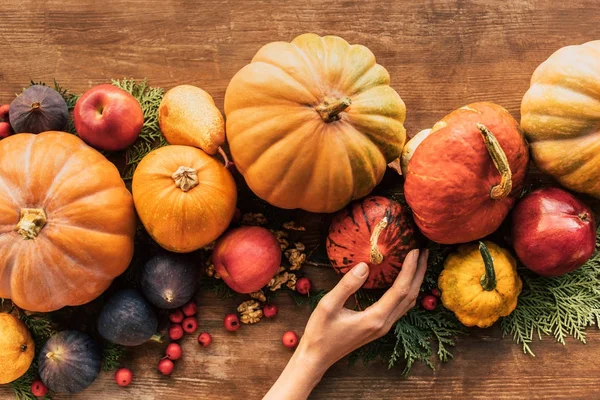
[132,145,237,253]
[224,33,406,213]
[0,132,136,312]
[0,313,34,384]
[521,40,600,197]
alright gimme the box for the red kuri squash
[403,102,529,244]
[326,196,417,289]
[0,132,136,311]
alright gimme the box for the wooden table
[1,0,600,399]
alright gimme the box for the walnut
[285,248,306,271]
[286,274,298,290]
[271,230,290,250]
[277,266,286,273]
[295,242,305,252]
[268,271,297,291]
[279,238,290,251]
[237,300,263,324]
[283,221,305,231]
[249,290,267,303]
[241,213,268,226]
[206,264,216,278]
[202,241,216,251]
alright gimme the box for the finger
[389,248,429,322]
[322,262,369,310]
[368,249,420,316]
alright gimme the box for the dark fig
[141,252,198,309]
[9,85,68,134]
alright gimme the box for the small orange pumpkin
[0,313,35,384]
[132,145,237,253]
[0,132,136,312]
[224,33,406,213]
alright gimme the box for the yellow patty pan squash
[438,241,522,328]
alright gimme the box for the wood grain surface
[2,0,600,399]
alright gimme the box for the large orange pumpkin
[0,132,136,312]
[224,33,407,213]
[132,145,237,253]
[521,40,600,198]
[404,102,529,244]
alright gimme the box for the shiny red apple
[512,187,596,277]
[212,226,281,293]
[74,84,143,151]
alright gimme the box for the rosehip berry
[158,358,175,376]
[181,301,197,317]
[198,332,212,347]
[0,122,12,139]
[224,313,240,332]
[431,288,441,298]
[166,343,182,360]
[169,324,184,341]
[282,331,299,349]
[263,304,278,318]
[182,317,198,334]
[31,380,49,397]
[114,368,133,387]
[169,309,185,324]
[0,104,9,121]
[421,295,438,311]
[296,277,312,295]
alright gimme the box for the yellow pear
[159,85,225,154]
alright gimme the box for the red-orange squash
[404,102,529,244]
[0,132,136,312]
[224,33,407,213]
[132,145,237,253]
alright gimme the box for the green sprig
[111,78,168,179]
[102,342,126,372]
[501,228,600,355]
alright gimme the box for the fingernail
[410,249,420,261]
[352,262,369,277]
[423,249,430,259]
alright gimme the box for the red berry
[166,343,182,360]
[0,104,9,121]
[431,288,441,297]
[0,122,12,139]
[31,380,49,397]
[169,324,184,341]
[263,304,278,318]
[224,313,240,332]
[182,317,198,334]
[114,368,133,387]
[181,301,197,317]
[198,332,212,347]
[296,277,312,295]
[169,309,185,324]
[421,295,438,311]
[282,331,299,349]
[158,358,175,376]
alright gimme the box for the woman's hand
[264,248,429,400]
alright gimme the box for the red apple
[212,226,281,293]
[74,84,144,151]
[512,187,596,277]
[0,104,12,138]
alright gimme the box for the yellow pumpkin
[0,313,35,384]
[132,145,237,253]
[224,33,406,213]
[521,40,600,198]
[438,241,522,328]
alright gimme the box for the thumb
[326,263,370,309]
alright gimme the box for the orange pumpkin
[521,40,600,198]
[0,132,136,312]
[224,33,406,213]
[132,145,237,253]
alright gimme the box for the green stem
[150,333,164,343]
[479,241,497,291]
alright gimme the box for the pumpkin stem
[479,241,497,291]
[172,166,199,192]
[477,123,512,200]
[16,208,47,239]
[316,97,352,122]
[369,216,389,265]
